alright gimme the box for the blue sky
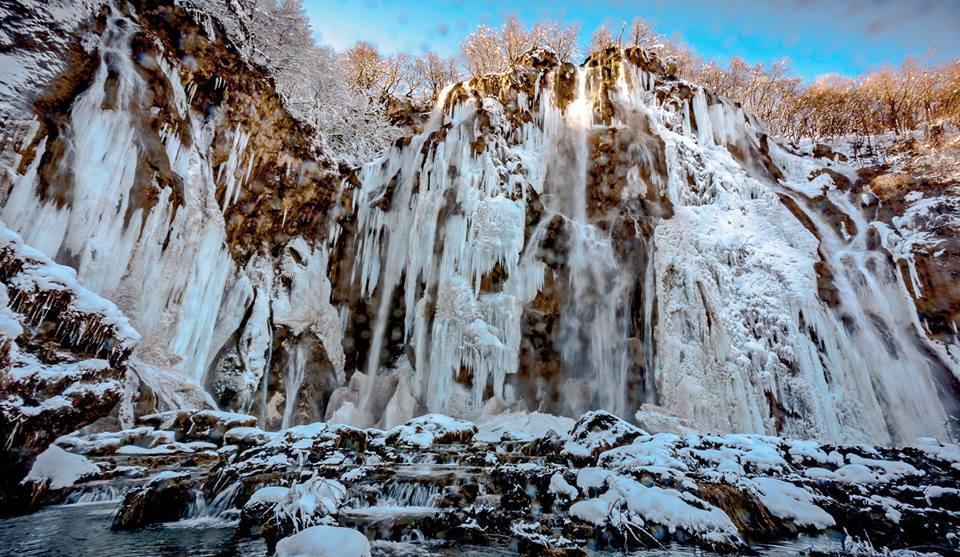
[304,0,960,80]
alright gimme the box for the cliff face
[324,47,960,445]
[0,222,138,513]
[1,0,342,422]
[1,1,958,447]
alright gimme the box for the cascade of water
[546,67,630,416]
[282,341,309,429]
[642,235,658,404]
[335,52,956,442]
[791,188,954,441]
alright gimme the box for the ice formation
[0,0,957,447]
[326,49,959,443]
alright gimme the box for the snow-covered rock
[385,413,477,448]
[82,409,959,554]
[23,446,100,490]
[0,221,137,513]
[274,525,371,557]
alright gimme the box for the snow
[569,497,611,526]
[598,434,687,473]
[475,411,574,443]
[750,477,835,529]
[568,411,646,454]
[0,221,140,348]
[385,414,476,448]
[548,473,578,500]
[246,486,289,506]
[274,525,371,557]
[274,476,346,530]
[24,446,100,490]
[570,472,740,540]
[115,443,206,456]
[916,438,960,464]
[576,468,612,491]
[224,426,274,445]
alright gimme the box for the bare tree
[460,16,582,75]
[414,52,460,99]
[589,25,615,53]
[628,17,663,48]
[460,25,506,76]
[343,41,386,93]
[532,20,581,63]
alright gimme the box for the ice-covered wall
[2,1,957,445]
[327,49,960,443]
[0,1,342,421]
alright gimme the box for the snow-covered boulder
[139,410,258,444]
[23,446,100,490]
[385,413,477,448]
[565,410,647,457]
[274,525,371,557]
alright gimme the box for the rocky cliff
[0,222,138,512]
[1,0,958,449]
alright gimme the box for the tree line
[246,1,960,163]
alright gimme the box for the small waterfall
[282,341,309,429]
[542,67,630,416]
[172,482,242,527]
[782,187,955,442]
[642,235,658,404]
[63,485,124,506]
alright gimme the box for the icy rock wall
[0,1,342,420]
[0,221,138,512]
[332,49,960,443]
[1,0,957,445]
[2,6,234,391]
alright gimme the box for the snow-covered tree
[244,0,398,165]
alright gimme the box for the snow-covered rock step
[40,410,960,555]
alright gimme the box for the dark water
[0,502,265,557]
[0,502,844,556]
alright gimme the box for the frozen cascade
[3,1,957,446]
[777,185,956,442]
[541,68,630,417]
[340,65,636,426]
[329,52,959,443]
[282,341,309,429]
[1,7,237,388]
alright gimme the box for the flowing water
[0,501,850,556]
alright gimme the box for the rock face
[0,223,138,513]
[51,409,960,554]
[0,0,342,423]
[325,46,960,446]
[0,0,958,449]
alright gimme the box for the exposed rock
[37,411,948,554]
[0,223,138,514]
[111,471,196,529]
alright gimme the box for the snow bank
[274,525,371,557]
[475,411,574,442]
[750,477,835,529]
[23,446,100,490]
